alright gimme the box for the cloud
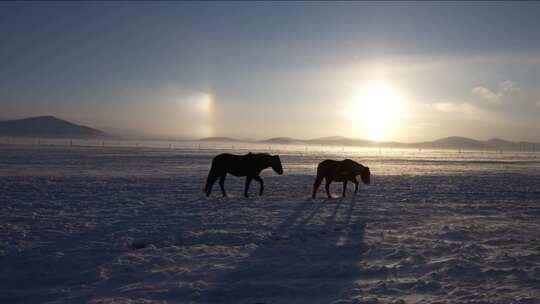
[472,86,501,103]
[499,80,521,94]
[472,80,521,104]
[432,102,477,114]
[537,100,540,107]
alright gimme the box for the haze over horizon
[2,2,540,142]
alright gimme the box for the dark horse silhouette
[205,153,284,197]
[312,159,370,198]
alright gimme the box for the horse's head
[271,155,284,175]
[360,166,371,185]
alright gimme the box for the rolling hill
[197,135,538,151]
[0,116,111,139]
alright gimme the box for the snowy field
[1,143,540,304]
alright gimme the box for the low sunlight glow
[197,93,214,114]
[194,93,214,138]
[349,83,407,141]
[181,92,214,138]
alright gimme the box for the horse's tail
[204,158,219,194]
[316,160,330,175]
[312,161,328,198]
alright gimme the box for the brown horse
[205,152,283,197]
[312,159,370,198]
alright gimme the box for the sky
[1,1,540,142]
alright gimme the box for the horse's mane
[247,152,272,157]
[343,158,365,167]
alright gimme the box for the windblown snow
[1,143,540,303]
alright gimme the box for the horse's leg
[325,179,333,199]
[244,176,253,198]
[253,176,264,195]
[205,171,220,197]
[342,180,348,197]
[219,174,227,197]
[353,177,359,194]
[312,174,323,198]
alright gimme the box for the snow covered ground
[1,144,540,304]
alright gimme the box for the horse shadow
[196,194,367,303]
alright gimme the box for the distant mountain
[259,136,376,146]
[486,138,513,146]
[259,137,304,144]
[486,138,520,150]
[313,136,350,142]
[196,135,539,151]
[421,136,487,150]
[309,136,375,146]
[0,116,111,139]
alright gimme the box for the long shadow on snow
[197,194,367,304]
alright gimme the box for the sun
[349,83,406,141]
